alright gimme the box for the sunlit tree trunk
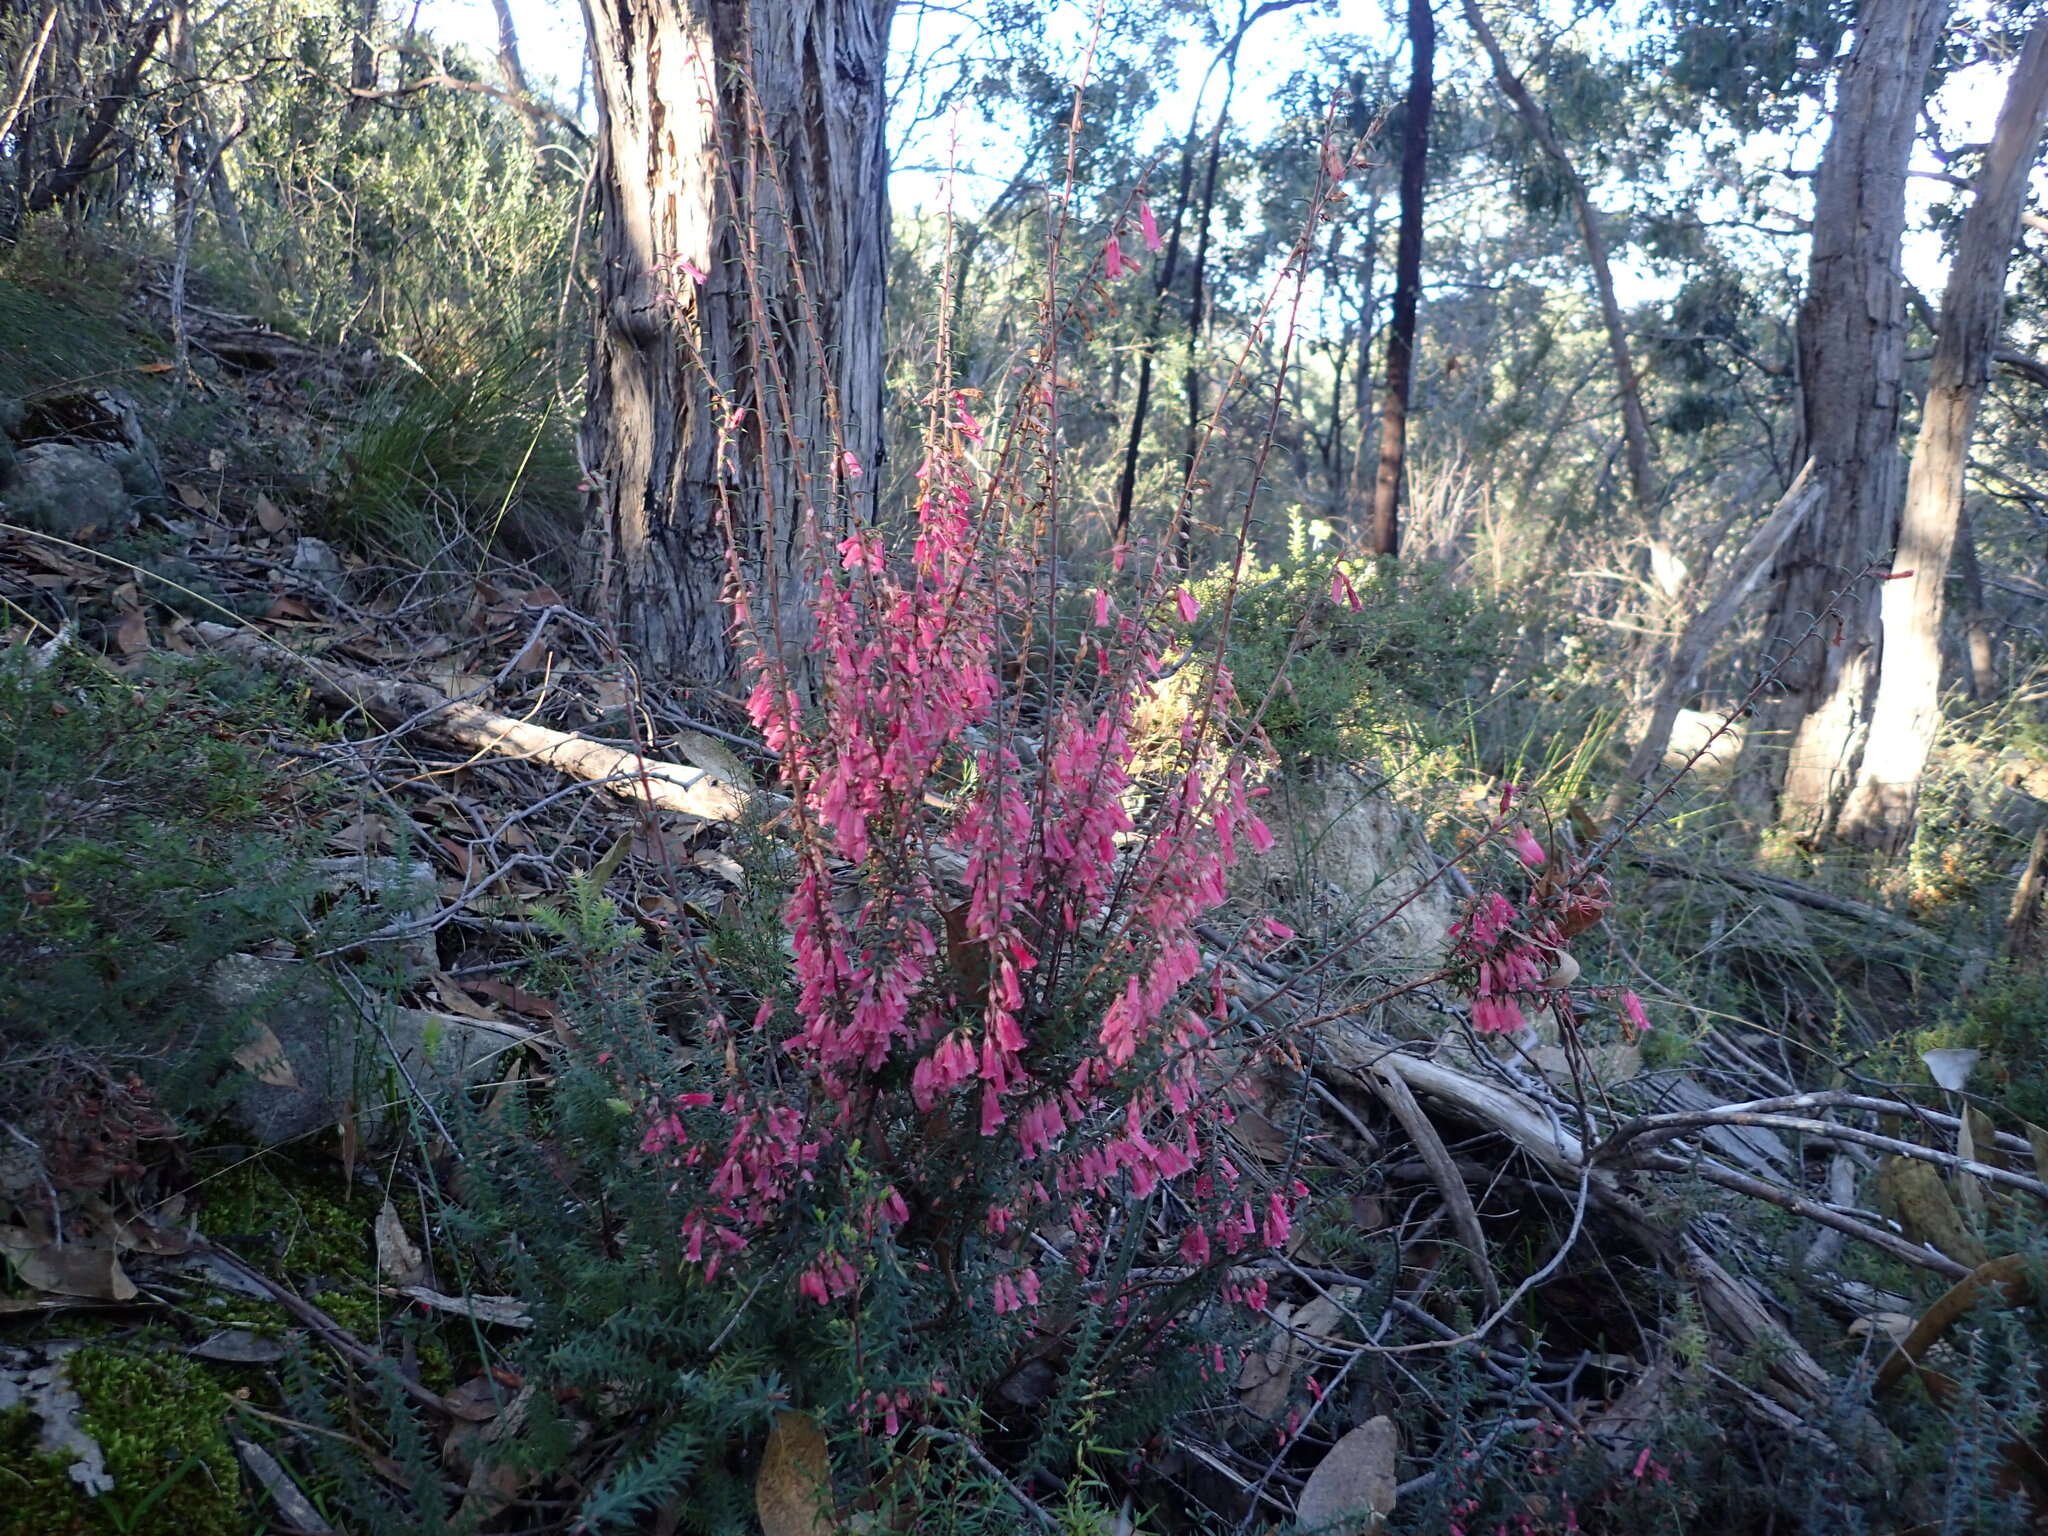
[578,0,890,687]
[1369,0,1433,559]
[1734,0,1950,833]
[1838,17,2048,851]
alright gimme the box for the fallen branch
[189,1241,494,1422]
[1594,1092,2048,1201]
[1627,854,1961,950]
[1636,1152,1971,1280]
[193,622,754,824]
[1608,462,1824,806]
[1367,1064,1503,1312]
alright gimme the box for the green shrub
[0,645,335,1120]
[1188,534,1503,769]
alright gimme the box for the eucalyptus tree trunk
[578,0,890,687]
[1369,0,1434,558]
[1837,17,2048,851]
[1734,0,1950,833]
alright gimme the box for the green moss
[0,1349,242,1536]
[198,1158,377,1286]
[195,1158,461,1390]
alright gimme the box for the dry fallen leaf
[232,1022,301,1089]
[112,610,149,655]
[397,1286,533,1329]
[0,1230,138,1301]
[1296,1415,1399,1535]
[1237,1326,1299,1423]
[236,1438,333,1532]
[461,977,563,1023]
[757,1411,837,1536]
[254,493,289,533]
[431,970,505,1022]
[376,1199,429,1287]
[193,1328,289,1363]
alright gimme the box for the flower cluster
[1448,817,1622,1039]
[639,383,1297,1319]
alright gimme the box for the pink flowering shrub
[629,379,1304,1381]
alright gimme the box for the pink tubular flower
[691,326,1308,1322]
[1330,567,1361,610]
[1621,990,1651,1036]
[1509,826,1547,868]
[1104,234,1136,279]
[1138,200,1163,252]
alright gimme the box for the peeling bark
[1735,0,1951,832]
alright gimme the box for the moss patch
[0,1348,240,1536]
[195,1156,461,1388]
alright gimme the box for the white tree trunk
[1734,0,1950,834]
[1839,17,2048,851]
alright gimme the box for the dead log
[193,622,754,824]
[1607,460,1822,810]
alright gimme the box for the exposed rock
[1,443,135,539]
[210,954,537,1146]
[0,389,164,539]
[291,535,345,592]
[1256,767,1458,977]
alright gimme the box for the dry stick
[1367,1064,1504,1313]
[918,1429,1057,1532]
[1635,1152,1970,1280]
[1625,853,1959,951]
[189,1242,489,1422]
[191,623,751,823]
